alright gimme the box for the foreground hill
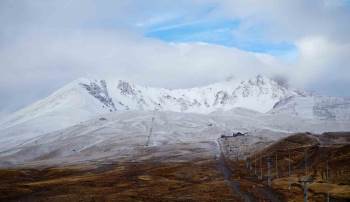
[242,132,350,201]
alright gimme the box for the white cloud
[0,28,286,114]
[0,0,350,116]
[213,0,350,42]
[0,29,282,87]
[291,36,350,87]
[210,0,350,92]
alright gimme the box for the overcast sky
[0,0,350,116]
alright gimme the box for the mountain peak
[0,75,308,131]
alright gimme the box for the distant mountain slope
[270,96,350,121]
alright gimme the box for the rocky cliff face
[80,80,116,112]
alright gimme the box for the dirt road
[217,151,257,202]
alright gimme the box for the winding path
[217,151,256,202]
[216,140,256,202]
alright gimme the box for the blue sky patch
[144,18,297,56]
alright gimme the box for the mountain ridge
[0,75,301,128]
[81,74,304,113]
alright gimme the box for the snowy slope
[0,78,113,130]
[270,96,350,120]
[1,110,349,167]
[0,78,114,151]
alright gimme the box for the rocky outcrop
[80,80,116,112]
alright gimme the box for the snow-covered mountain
[0,75,349,167]
[0,75,303,130]
[1,75,349,139]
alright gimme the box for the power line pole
[304,183,308,202]
[326,158,330,202]
[299,176,313,202]
[326,159,329,181]
[301,181,309,202]
[267,157,272,186]
[275,151,278,178]
[146,108,157,146]
[327,192,330,202]
[288,149,292,190]
[146,116,155,146]
[304,148,308,176]
[288,149,291,177]
[260,155,263,180]
[246,157,249,169]
[249,157,252,174]
[254,153,257,176]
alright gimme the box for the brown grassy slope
[0,160,242,202]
